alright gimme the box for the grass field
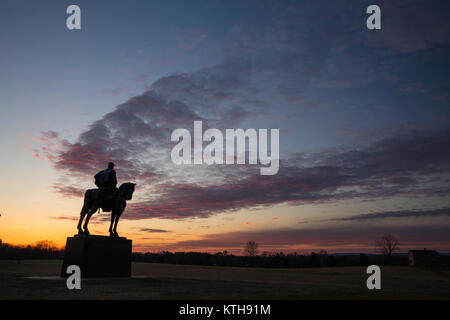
[0,260,449,299]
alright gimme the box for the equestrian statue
[76,162,136,237]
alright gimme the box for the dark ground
[1,260,449,299]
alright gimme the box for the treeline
[0,240,64,260]
[132,251,408,268]
[0,240,411,268]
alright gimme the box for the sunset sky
[1,0,450,254]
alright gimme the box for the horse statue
[77,182,136,237]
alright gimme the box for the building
[408,249,438,267]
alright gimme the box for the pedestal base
[61,235,132,278]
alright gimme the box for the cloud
[310,207,450,223]
[40,106,450,220]
[49,216,78,221]
[365,0,450,53]
[49,215,108,224]
[36,1,450,221]
[139,228,171,233]
[120,127,450,220]
[52,185,84,198]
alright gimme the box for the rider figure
[103,162,117,193]
[95,162,117,205]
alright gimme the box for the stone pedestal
[61,235,132,278]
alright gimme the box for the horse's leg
[109,212,116,237]
[113,214,120,236]
[113,207,124,237]
[77,205,87,234]
[83,207,98,235]
[77,191,89,234]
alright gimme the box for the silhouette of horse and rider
[77,162,136,237]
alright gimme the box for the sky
[1,0,450,254]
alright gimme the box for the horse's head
[119,182,136,200]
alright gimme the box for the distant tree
[214,250,229,256]
[375,234,400,257]
[35,240,58,251]
[318,250,328,266]
[244,240,259,257]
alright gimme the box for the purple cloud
[35,0,450,221]
[308,207,450,223]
